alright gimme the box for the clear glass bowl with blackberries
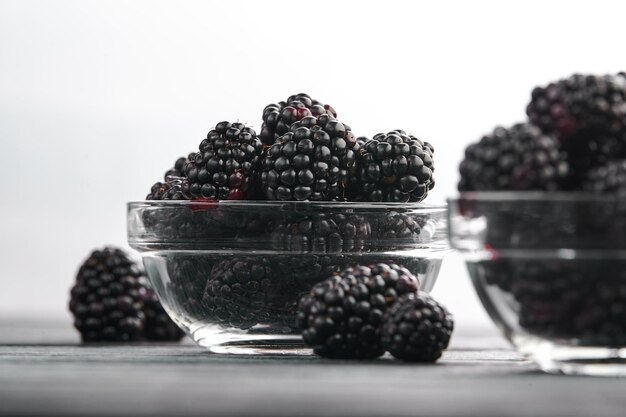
[449,192,626,375]
[127,200,448,355]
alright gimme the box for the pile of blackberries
[146,93,437,204]
[458,72,626,347]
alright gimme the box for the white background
[1,0,624,331]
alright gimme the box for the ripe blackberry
[202,257,273,329]
[168,256,213,320]
[146,177,191,200]
[146,154,194,200]
[381,293,454,362]
[369,212,430,250]
[184,121,263,200]
[527,73,626,140]
[296,263,420,359]
[354,130,435,202]
[202,255,346,330]
[69,247,178,342]
[458,124,569,191]
[260,115,359,201]
[271,213,371,253]
[165,153,194,179]
[142,290,186,341]
[583,159,626,193]
[527,74,626,176]
[573,272,626,347]
[260,93,337,145]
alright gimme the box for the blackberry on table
[142,290,185,341]
[458,124,569,191]
[271,213,371,253]
[260,115,359,201]
[69,247,182,342]
[353,130,435,202]
[260,93,337,145]
[381,293,454,362]
[296,263,420,359]
[184,121,263,200]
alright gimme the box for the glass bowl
[449,192,626,375]
[127,200,449,355]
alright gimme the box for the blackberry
[368,212,430,250]
[142,290,186,341]
[260,115,359,201]
[583,159,626,193]
[354,130,435,202]
[381,293,454,362]
[202,255,346,330]
[184,121,263,200]
[458,124,569,191]
[168,257,214,320]
[69,247,178,342]
[271,213,371,253]
[146,154,193,200]
[527,73,626,140]
[165,153,194,179]
[573,273,626,347]
[296,263,420,359]
[527,74,626,176]
[146,177,191,200]
[260,93,337,145]
[202,257,274,329]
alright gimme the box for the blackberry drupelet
[260,93,337,145]
[271,213,371,253]
[69,247,162,342]
[184,121,263,200]
[260,115,359,201]
[381,293,454,362]
[458,124,569,191]
[583,159,626,193]
[354,130,435,202]
[142,290,186,341]
[296,263,420,359]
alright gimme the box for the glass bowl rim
[449,191,625,203]
[128,200,448,210]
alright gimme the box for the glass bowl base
[190,325,312,356]
[206,339,311,356]
[516,335,626,376]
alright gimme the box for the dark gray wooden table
[1,318,625,417]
